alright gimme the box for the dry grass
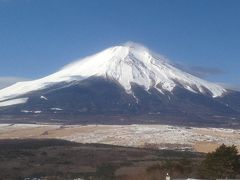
[0,124,239,153]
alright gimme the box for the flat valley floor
[0,124,239,153]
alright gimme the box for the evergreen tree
[199,144,240,179]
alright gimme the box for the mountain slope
[0,43,239,126]
[0,43,225,102]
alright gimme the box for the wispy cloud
[189,66,226,78]
[0,76,30,90]
[217,82,240,91]
[174,63,226,78]
[172,63,240,91]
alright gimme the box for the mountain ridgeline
[0,43,239,127]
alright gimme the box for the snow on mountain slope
[0,43,226,104]
[0,98,28,107]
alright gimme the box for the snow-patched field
[0,124,239,153]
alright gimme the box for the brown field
[0,124,239,153]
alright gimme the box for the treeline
[199,144,240,179]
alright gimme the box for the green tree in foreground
[199,144,240,179]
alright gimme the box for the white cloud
[0,76,30,90]
[217,82,240,92]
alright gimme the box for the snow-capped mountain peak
[52,43,225,96]
[0,43,226,104]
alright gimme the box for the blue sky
[0,0,239,89]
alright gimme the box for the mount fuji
[0,43,239,126]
